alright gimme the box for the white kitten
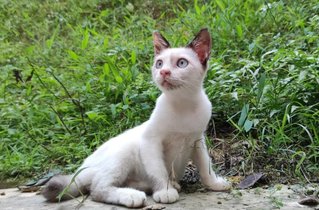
[42,28,230,208]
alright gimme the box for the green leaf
[244,120,253,132]
[81,29,89,50]
[238,104,249,127]
[86,111,98,120]
[216,0,225,11]
[85,81,91,92]
[236,24,243,39]
[103,63,110,76]
[298,70,307,81]
[103,37,109,48]
[67,50,79,60]
[194,0,201,15]
[46,39,54,49]
[110,104,117,117]
[46,25,59,49]
[131,50,136,64]
[111,67,123,83]
[257,73,266,104]
[106,58,123,83]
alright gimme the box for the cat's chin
[159,80,181,90]
[160,81,181,91]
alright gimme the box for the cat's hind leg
[90,169,147,208]
[192,137,231,191]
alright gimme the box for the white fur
[43,40,230,208]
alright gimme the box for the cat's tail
[42,173,89,202]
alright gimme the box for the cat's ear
[187,28,211,66]
[153,31,170,55]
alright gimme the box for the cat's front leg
[192,137,231,191]
[140,139,179,204]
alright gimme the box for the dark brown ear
[153,31,170,55]
[187,28,211,66]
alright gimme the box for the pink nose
[160,69,171,77]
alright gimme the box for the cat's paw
[153,188,179,203]
[118,190,147,208]
[206,176,231,191]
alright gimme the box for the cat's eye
[155,60,163,69]
[177,58,188,68]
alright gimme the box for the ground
[1,184,318,210]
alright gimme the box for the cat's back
[82,123,147,167]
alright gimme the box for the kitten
[42,28,230,208]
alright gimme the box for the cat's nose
[160,69,171,77]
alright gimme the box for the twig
[47,69,87,133]
[29,61,61,101]
[49,105,72,134]
[211,118,217,140]
[264,0,279,27]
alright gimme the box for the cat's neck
[161,87,207,110]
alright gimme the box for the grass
[0,0,318,183]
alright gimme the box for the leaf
[231,92,238,100]
[194,0,201,15]
[238,104,249,127]
[67,50,79,60]
[298,70,307,81]
[142,204,166,210]
[270,109,280,117]
[244,119,253,132]
[261,49,278,60]
[103,37,109,48]
[216,0,225,11]
[100,10,109,17]
[46,39,54,49]
[248,42,255,52]
[253,119,260,126]
[105,58,123,83]
[236,24,243,39]
[110,104,117,117]
[298,197,319,206]
[238,173,264,189]
[131,50,136,64]
[103,63,110,76]
[46,26,59,50]
[290,105,299,113]
[85,81,92,92]
[257,73,266,104]
[111,67,123,83]
[86,111,98,120]
[81,29,89,50]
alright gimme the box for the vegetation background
[0,0,318,184]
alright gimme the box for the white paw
[206,176,231,191]
[119,190,147,208]
[153,188,179,203]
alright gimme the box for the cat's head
[152,28,211,93]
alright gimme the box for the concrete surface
[0,185,316,210]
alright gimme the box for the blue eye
[177,58,188,68]
[156,59,163,69]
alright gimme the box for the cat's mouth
[160,79,182,90]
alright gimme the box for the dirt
[0,184,318,210]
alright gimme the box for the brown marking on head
[186,28,212,67]
[153,31,170,55]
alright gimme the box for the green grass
[0,0,318,182]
